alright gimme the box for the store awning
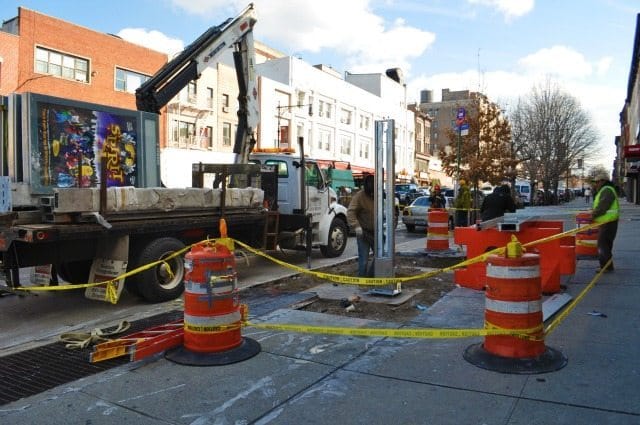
[349,165,375,176]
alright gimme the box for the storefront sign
[624,144,640,158]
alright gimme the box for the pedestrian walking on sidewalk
[584,187,592,203]
[591,171,619,272]
[347,174,375,277]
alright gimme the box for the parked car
[395,183,421,205]
[401,196,454,232]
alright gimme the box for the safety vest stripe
[485,298,542,314]
[486,264,540,279]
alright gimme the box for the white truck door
[303,162,327,223]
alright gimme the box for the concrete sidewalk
[1,199,639,424]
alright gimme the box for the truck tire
[56,260,93,284]
[129,237,186,303]
[320,218,348,258]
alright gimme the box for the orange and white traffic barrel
[166,238,260,366]
[575,212,598,257]
[426,208,450,251]
[484,252,545,358]
[464,236,567,374]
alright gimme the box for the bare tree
[509,80,600,203]
[587,164,611,181]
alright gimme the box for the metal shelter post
[372,119,399,295]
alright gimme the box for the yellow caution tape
[10,216,613,307]
[183,323,242,334]
[245,321,542,340]
[233,239,475,286]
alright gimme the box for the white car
[401,196,454,232]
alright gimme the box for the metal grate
[0,310,183,406]
[0,288,312,406]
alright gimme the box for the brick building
[0,7,168,145]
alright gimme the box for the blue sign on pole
[456,107,466,126]
[459,122,469,136]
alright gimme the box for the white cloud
[518,45,593,79]
[117,28,183,55]
[466,0,534,21]
[596,56,613,76]
[169,0,435,76]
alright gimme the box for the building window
[170,120,179,147]
[178,121,195,147]
[359,140,370,160]
[223,122,232,146]
[318,129,331,151]
[340,108,352,125]
[221,94,230,113]
[199,126,214,149]
[326,103,332,119]
[187,81,197,104]
[35,46,89,83]
[339,135,352,155]
[206,87,214,108]
[115,67,150,93]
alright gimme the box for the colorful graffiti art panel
[36,102,138,189]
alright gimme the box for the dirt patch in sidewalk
[240,255,458,323]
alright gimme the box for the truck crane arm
[135,3,258,163]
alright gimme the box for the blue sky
[2,0,638,170]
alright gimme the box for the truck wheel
[56,260,93,284]
[129,237,186,303]
[320,218,347,258]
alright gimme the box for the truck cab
[249,151,348,257]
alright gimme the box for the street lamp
[276,101,313,148]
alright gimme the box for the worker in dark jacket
[347,175,375,277]
[591,171,619,273]
[428,185,447,209]
[480,184,516,221]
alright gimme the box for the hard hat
[592,170,610,181]
[434,185,440,191]
[459,179,466,186]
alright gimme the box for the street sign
[459,122,469,136]
[456,107,466,126]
